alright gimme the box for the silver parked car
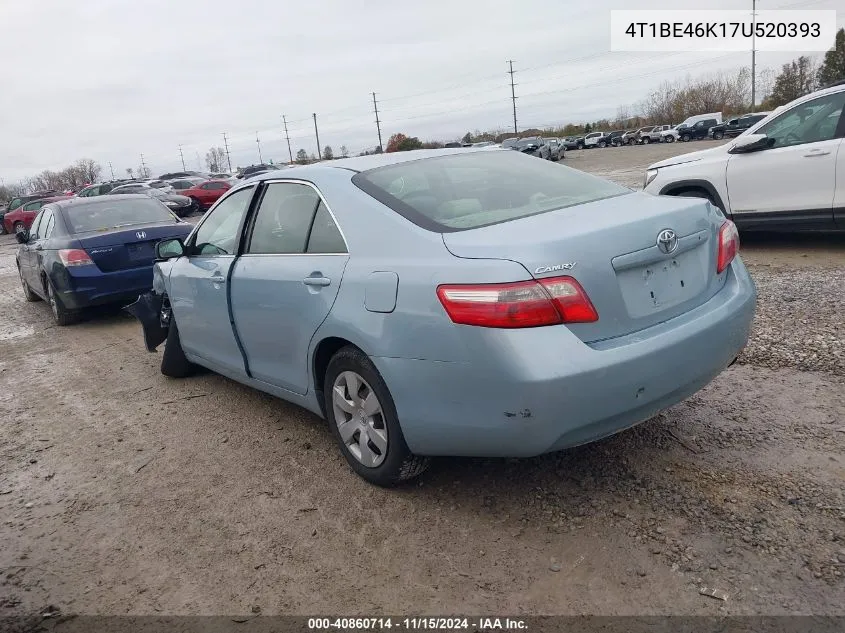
[128,148,756,486]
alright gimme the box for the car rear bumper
[52,264,156,309]
[372,259,756,458]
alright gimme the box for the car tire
[681,134,691,142]
[576,143,584,150]
[18,265,39,302]
[46,279,79,326]
[160,319,196,378]
[324,345,429,487]
[665,136,674,143]
[13,221,25,233]
[189,198,202,214]
[642,137,651,144]
[598,141,607,148]
[713,131,724,140]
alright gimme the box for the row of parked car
[0,171,241,235]
[563,111,773,149]
[480,111,770,163]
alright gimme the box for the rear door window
[306,202,346,254]
[245,183,320,255]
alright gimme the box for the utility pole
[108,162,115,180]
[140,153,148,179]
[372,92,383,152]
[282,115,293,164]
[222,132,233,172]
[313,113,321,160]
[178,145,186,171]
[751,0,757,108]
[256,132,263,164]
[507,60,518,134]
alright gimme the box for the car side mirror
[15,229,29,244]
[728,133,773,154]
[155,238,185,260]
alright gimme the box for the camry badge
[535,262,577,274]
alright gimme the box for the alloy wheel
[332,371,388,468]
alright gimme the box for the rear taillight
[436,275,598,328]
[716,220,739,274]
[58,249,94,267]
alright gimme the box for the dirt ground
[1,141,843,618]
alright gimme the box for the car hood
[160,193,192,204]
[648,144,729,170]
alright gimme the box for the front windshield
[353,150,629,232]
[62,198,176,233]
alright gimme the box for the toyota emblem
[656,229,678,254]
[136,231,147,240]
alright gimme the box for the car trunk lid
[75,223,191,272]
[442,192,727,343]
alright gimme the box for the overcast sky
[1,0,842,182]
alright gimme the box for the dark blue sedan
[15,195,193,325]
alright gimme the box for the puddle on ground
[0,325,35,341]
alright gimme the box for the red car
[3,195,69,234]
[178,179,232,211]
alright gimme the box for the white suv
[644,83,845,231]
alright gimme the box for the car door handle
[210,274,226,284]
[804,150,830,157]
[303,276,331,287]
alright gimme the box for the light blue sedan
[128,148,756,486]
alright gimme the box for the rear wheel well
[663,185,728,216]
[313,337,358,417]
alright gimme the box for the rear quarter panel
[307,172,535,364]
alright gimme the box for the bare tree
[126,168,134,179]
[340,145,349,158]
[205,147,228,172]
[74,159,101,184]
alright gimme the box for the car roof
[26,195,70,204]
[47,194,152,209]
[247,147,507,177]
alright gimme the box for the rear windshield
[62,198,176,234]
[352,150,629,232]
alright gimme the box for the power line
[108,162,115,180]
[140,153,148,179]
[255,132,263,164]
[507,60,518,134]
[282,115,293,164]
[372,92,383,152]
[178,145,186,171]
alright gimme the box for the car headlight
[164,200,180,208]
[644,168,658,188]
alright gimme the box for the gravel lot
[1,141,843,619]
